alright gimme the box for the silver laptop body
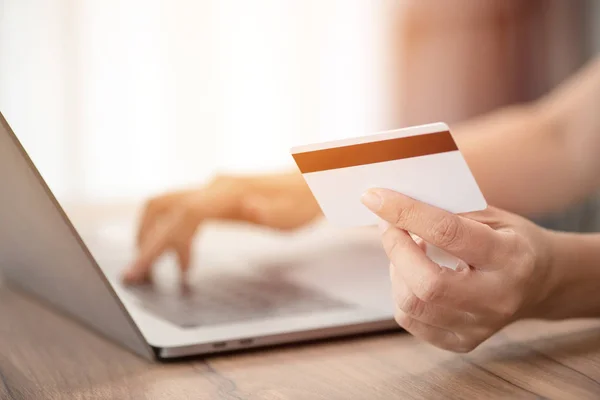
[0,111,397,360]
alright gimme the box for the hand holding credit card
[290,122,487,270]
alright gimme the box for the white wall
[0,0,393,202]
[0,0,75,196]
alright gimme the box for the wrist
[532,229,568,319]
[517,228,562,320]
[532,230,600,320]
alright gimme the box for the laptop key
[126,274,352,329]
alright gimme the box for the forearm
[454,57,600,217]
[538,232,600,320]
[454,104,573,216]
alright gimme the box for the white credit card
[290,122,487,228]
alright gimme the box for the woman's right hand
[122,171,322,284]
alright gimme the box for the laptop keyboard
[125,275,352,329]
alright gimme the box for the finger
[124,211,185,284]
[410,234,428,251]
[383,226,484,309]
[394,310,468,353]
[390,263,476,331]
[129,181,250,282]
[412,235,470,270]
[136,196,173,247]
[137,181,244,247]
[174,239,193,282]
[363,188,505,267]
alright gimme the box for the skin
[360,187,600,352]
[455,56,600,217]
[123,172,321,283]
[123,56,600,352]
[361,189,557,352]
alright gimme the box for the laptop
[0,111,397,361]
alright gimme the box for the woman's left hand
[361,188,558,353]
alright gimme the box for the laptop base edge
[158,318,400,360]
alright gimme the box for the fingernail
[454,260,469,272]
[361,190,383,211]
[378,219,389,233]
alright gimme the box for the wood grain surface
[2,280,600,400]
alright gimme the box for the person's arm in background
[126,57,600,284]
[355,58,600,352]
[455,56,600,217]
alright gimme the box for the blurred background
[0,0,599,229]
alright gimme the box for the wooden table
[3,203,600,399]
[2,280,600,400]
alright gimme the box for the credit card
[290,122,487,228]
